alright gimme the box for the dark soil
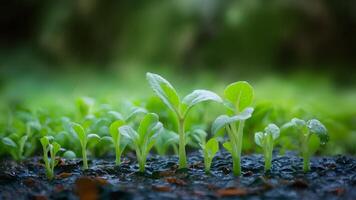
[0,151,355,200]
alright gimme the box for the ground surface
[0,151,355,200]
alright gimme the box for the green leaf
[125,107,147,121]
[222,141,233,154]
[146,72,180,114]
[2,137,17,148]
[109,120,125,143]
[181,90,222,115]
[19,135,28,153]
[265,123,280,140]
[138,113,162,141]
[307,119,329,144]
[52,142,61,155]
[72,123,86,145]
[254,132,264,147]
[40,136,49,148]
[224,81,254,112]
[87,134,101,142]
[119,125,139,144]
[211,107,254,135]
[291,118,306,128]
[100,136,114,143]
[206,138,219,156]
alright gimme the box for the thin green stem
[82,146,88,170]
[178,117,187,169]
[115,143,121,165]
[302,133,311,172]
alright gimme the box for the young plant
[190,130,219,173]
[283,118,328,172]
[72,123,101,169]
[254,124,280,172]
[212,81,254,176]
[40,136,61,180]
[1,135,28,161]
[108,120,127,165]
[119,113,163,172]
[154,129,179,156]
[146,72,222,169]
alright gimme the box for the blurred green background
[0,0,355,156]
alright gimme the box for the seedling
[190,129,219,173]
[283,118,328,172]
[154,129,179,156]
[72,123,101,169]
[119,113,163,172]
[146,72,222,169]
[40,136,61,180]
[254,123,280,172]
[108,120,127,165]
[1,135,28,161]
[212,81,254,176]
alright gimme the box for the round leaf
[224,81,254,112]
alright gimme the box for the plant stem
[264,136,273,172]
[115,143,121,165]
[82,147,88,170]
[302,134,311,172]
[231,120,245,176]
[178,117,187,169]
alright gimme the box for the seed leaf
[211,107,254,135]
[224,81,254,112]
[146,73,180,114]
[181,90,222,115]
[2,137,17,148]
[265,123,280,140]
[307,119,329,144]
[72,123,86,145]
[119,125,139,144]
[222,141,233,154]
[254,132,264,147]
[87,134,101,142]
[109,120,125,143]
[206,138,219,156]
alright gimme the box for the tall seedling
[146,73,222,169]
[212,81,254,176]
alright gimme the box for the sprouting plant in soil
[282,118,328,172]
[40,136,61,180]
[119,113,163,172]
[146,72,222,169]
[254,123,280,172]
[72,122,101,169]
[212,81,254,176]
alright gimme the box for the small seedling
[254,123,280,172]
[212,81,254,176]
[190,129,219,173]
[154,129,179,156]
[72,123,101,169]
[40,136,61,180]
[283,118,328,172]
[1,135,28,161]
[119,113,163,172]
[108,120,127,165]
[146,72,222,169]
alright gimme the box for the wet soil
[0,151,355,200]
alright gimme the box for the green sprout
[40,136,61,180]
[212,81,254,176]
[119,113,163,172]
[108,120,127,165]
[1,135,28,161]
[72,122,101,169]
[154,129,179,156]
[254,123,280,172]
[146,72,222,169]
[283,118,328,172]
[190,129,219,173]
